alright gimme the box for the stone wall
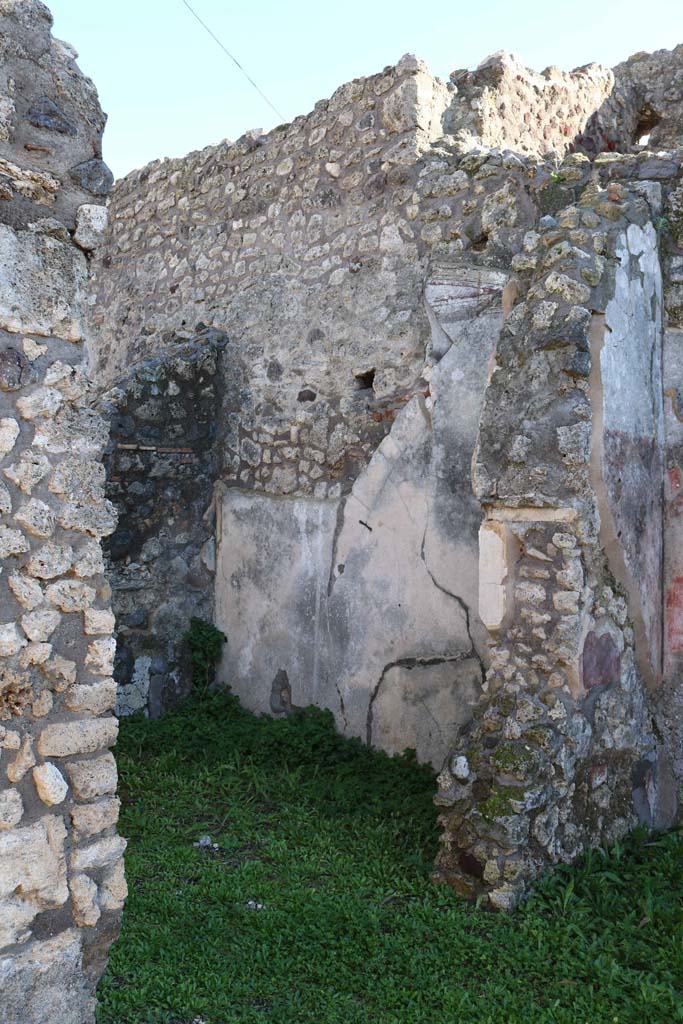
[0,5,124,1022]
[90,55,542,754]
[435,184,675,907]
[86,37,683,910]
[101,331,225,717]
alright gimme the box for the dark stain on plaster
[582,631,621,690]
[270,669,292,715]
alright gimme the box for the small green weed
[98,691,683,1024]
[183,617,227,692]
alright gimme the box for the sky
[48,0,683,181]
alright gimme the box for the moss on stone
[491,742,534,777]
[480,782,528,821]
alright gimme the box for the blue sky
[49,0,683,181]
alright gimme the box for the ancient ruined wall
[447,54,618,156]
[86,35,683,907]
[0,5,124,1022]
[90,55,547,760]
[90,44,683,772]
[613,46,683,151]
[435,179,680,907]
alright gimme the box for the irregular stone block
[0,225,88,341]
[99,857,127,911]
[65,679,116,715]
[0,816,68,947]
[0,417,19,456]
[85,637,116,676]
[69,159,113,198]
[21,606,60,642]
[70,834,126,873]
[26,541,74,579]
[14,498,56,537]
[0,789,23,829]
[45,579,95,612]
[69,873,100,927]
[0,930,96,1024]
[0,622,27,656]
[6,735,36,782]
[0,525,29,558]
[33,762,68,805]
[37,718,118,758]
[65,752,117,800]
[26,96,78,136]
[74,204,108,251]
[83,608,115,635]
[70,796,120,839]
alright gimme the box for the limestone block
[21,606,60,642]
[69,873,100,926]
[33,406,108,457]
[33,762,68,805]
[84,608,115,635]
[8,573,44,610]
[74,204,108,251]
[44,361,90,402]
[72,539,104,578]
[16,386,63,420]
[45,579,95,612]
[479,521,510,632]
[0,789,23,829]
[37,717,118,758]
[14,498,55,537]
[3,450,50,493]
[0,816,68,947]
[99,857,127,911]
[0,929,95,1024]
[6,736,35,782]
[22,337,47,360]
[0,224,88,341]
[57,499,118,537]
[85,637,116,676]
[31,688,53,716]
[70,834,126,874]
[42,654,77,690]
[0,417,19,457]
[70,796,120,839]
[65,679,116,715]
[48,455,106,500]
[0,525,29,559]
[0,729,20,750]
[26,542,73,578]
[0,622,27,656]
[0,481,11,513]
[0,157,59,206]
[20,647,50,678]
[64,752,117,799]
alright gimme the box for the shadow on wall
[101,329,226,718]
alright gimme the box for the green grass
[97,691,683,1024]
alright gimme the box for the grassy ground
[97,691,683,1024]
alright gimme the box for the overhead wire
[180,0,286,122]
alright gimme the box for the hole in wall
[297,388,317,402]
[353,368,375,392]
[632,103,662,146]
